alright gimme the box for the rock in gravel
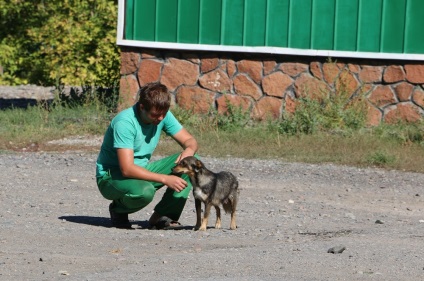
[327,245,346,254]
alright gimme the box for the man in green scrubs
[96,82,198,229]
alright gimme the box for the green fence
[121,0,424,56]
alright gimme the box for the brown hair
[137,82,171,112]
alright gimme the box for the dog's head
[172,156,204,177]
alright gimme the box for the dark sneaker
[109,203,132,229]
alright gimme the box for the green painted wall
[124,0,424,54]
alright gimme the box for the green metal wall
[124,0,424,54]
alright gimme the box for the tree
[0,0,120,87]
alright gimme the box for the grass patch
[0,104,110,150]
[170,128,424,172]
[366,151,396,166]
[1,93,424,173]
[0,92,113,151]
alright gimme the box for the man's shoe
[109,203,132,229]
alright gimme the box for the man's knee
[123,185,156,210]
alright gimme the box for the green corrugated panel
[334,0,359,51]
[222,0,244,45]
[311,0,335,50]
[123,0,424,55]
[244,0,266,46]
[133,0,156,41]
[289,0,312,49]
[125,0,134,40]
[405,0,424,54]
[357,0,383,52]
[178,0,200,43]
[199,0,222,44]
[381,0,406,53]
[266,0,289,47]
[156,0,178,42]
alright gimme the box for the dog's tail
[223,181,239,214]
[222,200,232,214]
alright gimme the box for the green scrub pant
[96,153,192,221]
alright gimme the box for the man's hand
[176,148,195,163]
[172,128,198,163]
[163,175,187,192]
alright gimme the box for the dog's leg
[194,198,202,230]
[230,209,237,230]
[214,206,221,229]
[199,203,212,231]
[229,197,238,230]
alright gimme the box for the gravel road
[1,150,424,280]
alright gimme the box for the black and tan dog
[172,156,239,231]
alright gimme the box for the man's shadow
[58,216,192,230]
[58,215,149,229]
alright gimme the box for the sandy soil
[1,150,424,281]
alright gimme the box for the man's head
[138,82,171,111]
[137,83,171,125]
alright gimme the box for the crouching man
[96,82,198,229]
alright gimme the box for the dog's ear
[194,159,203,172]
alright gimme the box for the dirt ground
[1,148,424,281]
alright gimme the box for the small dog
[172,156,239,231]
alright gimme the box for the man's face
[140,105,167,125]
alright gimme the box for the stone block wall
[119,47,424,125]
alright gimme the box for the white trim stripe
[116,39,424,61]
[117,0,125,42]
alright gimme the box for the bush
[55,84,120,112]
[0,0,119,87]
[278,87,367,135]
[366,151,396,166]
[213,98,251,131]
[371,121,424,145]
[172,98,250,132]
[279,97,322,135]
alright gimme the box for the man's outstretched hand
[163,174,187,192]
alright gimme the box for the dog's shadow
[58,216,193,230]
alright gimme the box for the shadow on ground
[58,216,194,230]
[0,98,42,109]
[59,215,112,228]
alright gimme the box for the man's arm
[172,128,198,163]
[116,148,187,192]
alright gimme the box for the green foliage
[0,0,39,84]
[279,97,321,135]
[366,151,396,166]
[371,121,424,146]
[214,98,250,131]
[278,89,367,135]
[0,0,119,87]
[55,84,120,112]
[172,99,250,133]
[171,106,207,129]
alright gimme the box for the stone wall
[119,47,424,125]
